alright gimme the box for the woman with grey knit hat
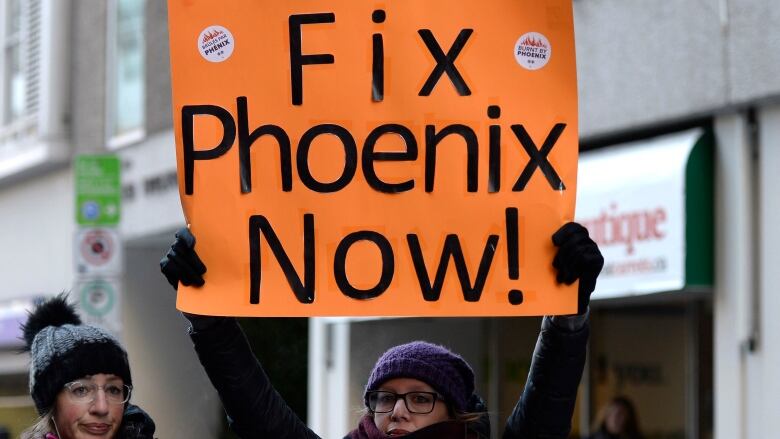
[161,222,603,438]
[19,295,155,439]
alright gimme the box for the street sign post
[73,154,124,338]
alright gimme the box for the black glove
[160,228,226,331]
[552,222,604,315]
[160,227,207,290]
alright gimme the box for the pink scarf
[347,415,388,439]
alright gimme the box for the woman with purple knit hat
[356,340,487,438]
[161,222,603,438]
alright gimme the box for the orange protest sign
[167,0,579,317]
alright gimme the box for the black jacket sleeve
[502,316,589,439]
[121,404,156,439]
[189,317,322,439]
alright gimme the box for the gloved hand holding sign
[160,228,220,331]
[552,222,604,315]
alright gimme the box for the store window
[107,0,145,147]
[0,0,68,179]
[0,0,38,134]
[0,0,41,168]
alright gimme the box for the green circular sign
[79,279,116,317]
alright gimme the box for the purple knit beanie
[364,341,475,412]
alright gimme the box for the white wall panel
[0,169,73,299]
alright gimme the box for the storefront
[0,297,39,435]
[577,128,714,439]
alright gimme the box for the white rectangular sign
[575,129,702,299]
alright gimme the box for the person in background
[588,396,644,439]
[161,222,604,438]
[19,295,155,439]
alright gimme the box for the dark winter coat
[586,430,644,439]
[118,404,156,439]
[189,316,588,439]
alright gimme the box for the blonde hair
[20,410,55,439]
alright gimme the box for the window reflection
[4,0,25,124]
[110,0,144,138]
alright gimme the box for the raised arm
[503,223,603,439]
[161,228,321,439]
[503,314,589,439]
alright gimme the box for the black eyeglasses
[366,390,443,414]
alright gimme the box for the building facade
[0,1,221,437]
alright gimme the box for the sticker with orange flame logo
[198,25,234,62]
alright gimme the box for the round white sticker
[514,32,552,70]
[198,25,235,63]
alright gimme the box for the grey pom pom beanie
[21,295,132,414]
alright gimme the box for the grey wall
[70,0,108,152]
[574,0,780,138]
[728,0,780,102]
[144,0,173,135]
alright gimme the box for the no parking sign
[75,228,123,275]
